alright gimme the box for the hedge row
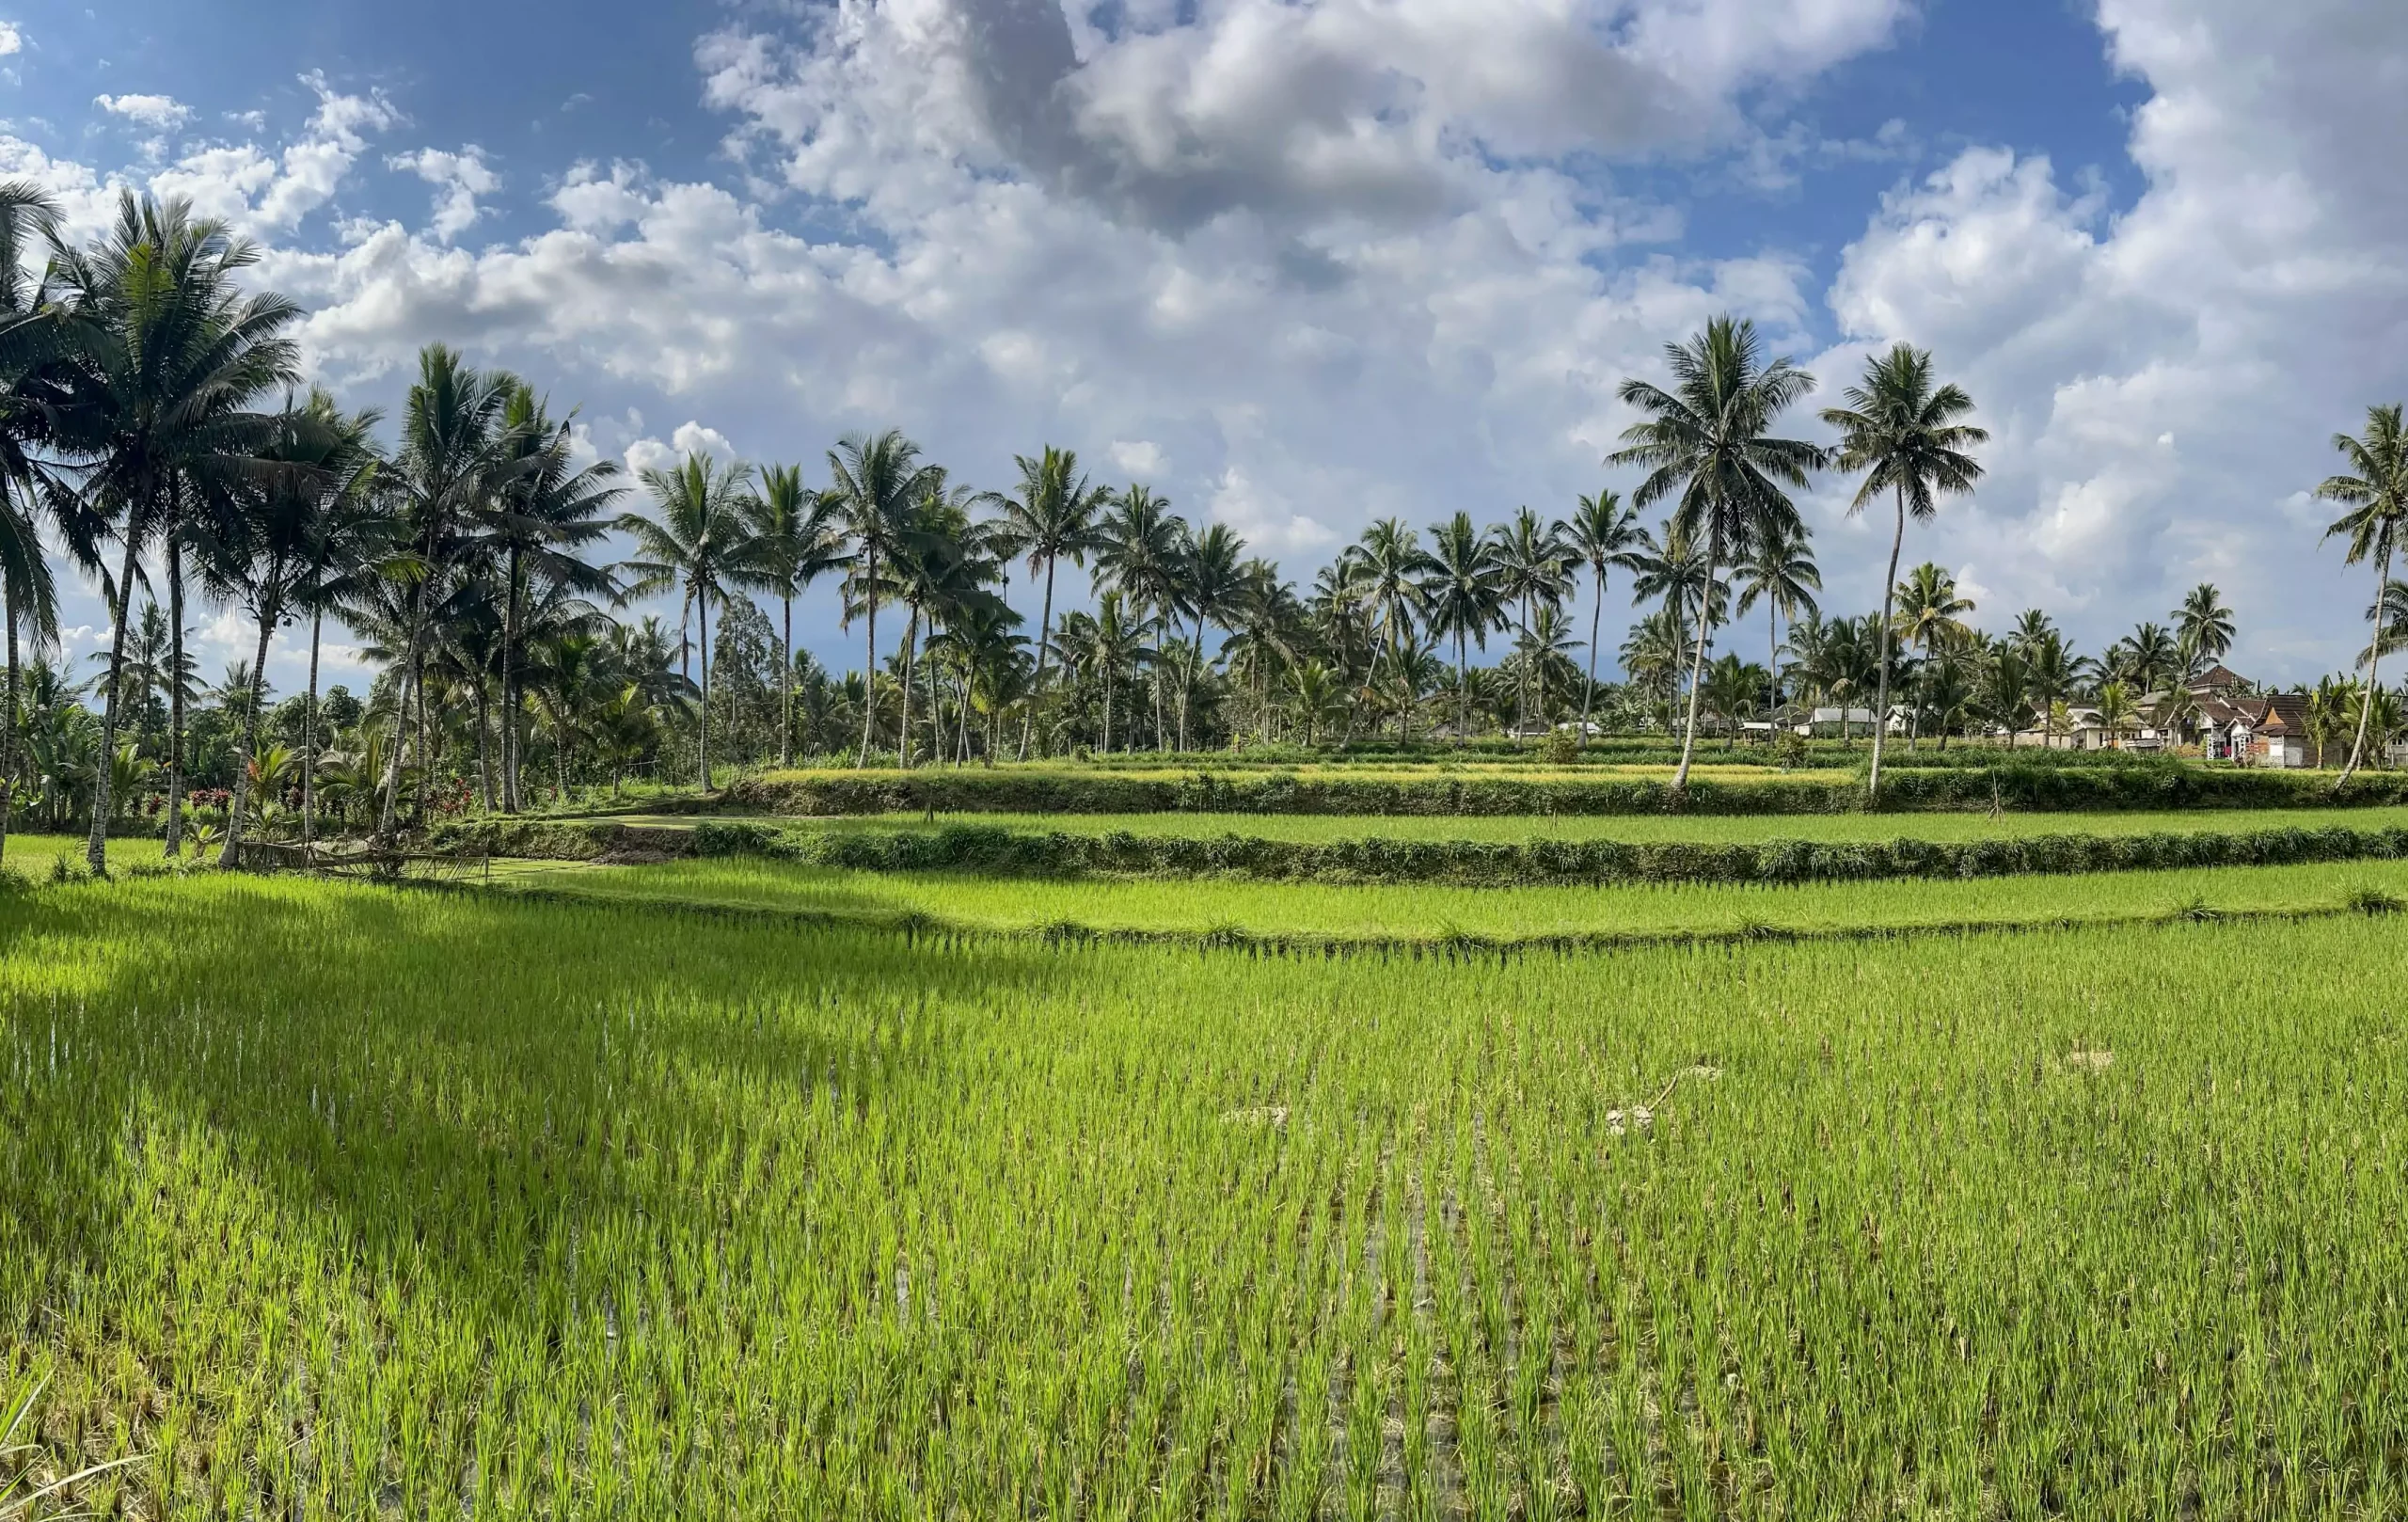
[724,763,2408,817]
[687,818,2408,887]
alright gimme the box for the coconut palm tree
[192,393,383,865]
[1819,343,1986,801]
[478,384,623,809]
[1490,507,1573,743]
[2095,679,2138,750]
[2023,631,2076,748]
[1284,658,1347,746]
[1513,602,1584,732]
[293,443,399,846]
[2315,404,2408,785]
[826,430,943,768]
[0,180,65,871]
[1565,488,1640,745]
[1699,653,1766,749]
[743,464,843,768]
[2177,583,2234,670]
[1093,485,1188,751]
[987,447,1111,760]
[42,192,304,872]
[618,453,760,791]
[1346,518,1431,656]
[1176,522,1248,752]
[1418,512,1505,745]
[373,346,515,839]
[1610,316,1825,792]
[1734,518,1821,703]
[1893,563,1975,660]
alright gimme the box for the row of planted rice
[5,872,2403,1517]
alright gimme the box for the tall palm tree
[826,429,943,768]
[2023,630,2076,748]
[1893,563,1975,658]
[2316,404,2408,785]
[1734,518,1821,704]
[1094,485,1188,752]
[2177,583,2234,671]
[0,180,64,871]
[1177,522,1248,752]
[43,192,304,872]
[1418,512,1504,745]
[744,464,843,768]
[1565,488,1640,745]
[480,384,623,809]
[618,453,759,791]
[987,446,1110,760]
[2109,620,2178,696]
[1346,517,1431,654]
[1820,344,1985,800]
[293,459,399,846]
[374,345,515,839]
[193,393,383,864]
[1610,316,1825,792]
[1490,507,1573,743]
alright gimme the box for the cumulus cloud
[0,23,21,55]
[95,93,192,132]
[389,146,499,241]
[1809,0,2408,674]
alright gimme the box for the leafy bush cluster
[725,762,2408,818]
[685,817,2408,887]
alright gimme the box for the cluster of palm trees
[10,186,2408,877]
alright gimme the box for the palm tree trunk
[219,603,278,868]
[376,562,429,843]
[856,547,879,769]
[1867,484,1908,802]
[163,537,186,858]
[897,603,919,769]
[1102,666,1114,754]
[1514,598,1530,747]
[302,608,323,848]
[1,590,16,871]
[1456,629,1469,747]
[85,532,144,876]
[696,585,712,790]
[1021,556,1057,762]
[1670,528,1719,796]
[474,680,495,813]
[1580,571,1604,749]
[2338,541,2393,788]
[780,594,794,768]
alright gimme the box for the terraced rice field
[483,851,2408,943]
[6,873,2406,1517]
[589,803,2408,847]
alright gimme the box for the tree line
[7,188,2408,875]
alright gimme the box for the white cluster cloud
[0,22,21,56]
[95,93,192,132]
[388,146,499,242]
[16,0,2408,687]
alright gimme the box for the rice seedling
[481,850,2408,945]
[3,873,2404,1517]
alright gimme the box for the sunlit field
[591,803,2408,847]
[482,851,2408,943]
[6,873,2405,1518]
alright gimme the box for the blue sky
[5,0,2403,693]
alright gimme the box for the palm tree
[826,430,943,768]
[1978,644,2035,747]
[1418,512,1504,745]
[2316,404,2408,785]
[743,464,842,769]
[0,180,64,871]
[1734,518,1821,703]
[480,384,623,809]
[374,345,514,839]
[1514,602,1583,733]
[1893,563,1975,659]
[1610,316,1825,792]
[1177,522,1248,752]
[1490,507,1573,743]
[1820,343,1987,801]
[1565,488,1640,745]
[293,443,399,846]
[2109,621,2178,697]
[1699,653,1766,749]
[193,394,382,865]
[2009,610,2059,655]
[2023,630,2076,748]
[1284,658,1347,746]
[618,453,759,791]
[1094,485,1188,752]
[2096,679,2138,750]
[1346,518,1431,655]
[2177,583,2234,670]
[43,192,304,872]
[987,447,1110,760]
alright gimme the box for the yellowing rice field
[5,870,2406,1517]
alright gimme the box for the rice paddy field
[482,851,2408,943]
[593,804,2408,848]
[5,869,2407,1519]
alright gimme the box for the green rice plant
[6,874,2407,1517]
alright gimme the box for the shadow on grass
[0,872,1080,1350]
